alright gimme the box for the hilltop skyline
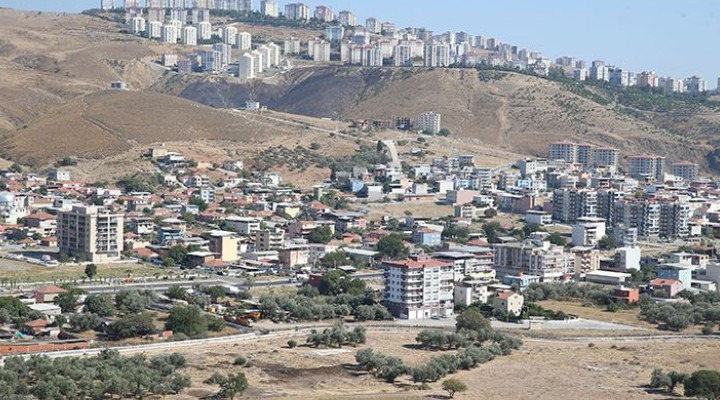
[0,0,718,86]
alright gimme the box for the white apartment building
[314,5,334,22]
[424,42,451,67]
[393,44,412,66]
[181,26,197,46]
[212,43,232,66]
[130,16,146,34]
[147,20,163,39]
[198,21,212,40]
[161,24,179,44]
[671,162,699,182]
[260,0,279,17]
[224,216,261,235]
[57,205,124,263]
[337,10,355,26]
[309,40,331,62]
[417,112,441,134]
[201,50,221,73]
[571,217,607,247]
[258,45,272,69]
[365,17,381,34]
[325,26,344,42]
[250,50,264,74]
[383,256,455,319]
[236,31,252,50]
[285,3,310,21]
[629,154,665,181]
[267,42,281,66]
[223,26,238,46]
[493,237,571,280]
[549,141,577,163]
[284,38,301,54]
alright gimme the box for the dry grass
[133,328,720,400]
[536,300,652,329]
[365,202,454,220]
[0,259,169,283]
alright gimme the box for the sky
[1,0,718,86]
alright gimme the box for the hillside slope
[175,67,719,169]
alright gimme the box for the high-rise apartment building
[260,0,279,17]
[337,10,356,26]
[283,38,301,54]
[365,18,380,34]
[181,26,197,45]
[255,228,284,251]
[671,162,699,182]
[629,154,665,181]
[147,20,163,39]
[198,21,212,40]
[223,26,238,46]
[417,112,441,134]
[383,256,455,319]
[314,5,334,22]
[161,24,179,43]
[424,41,450,67]
[236,31,252,50]
[238,52,255,80]
[58,206,123,263]
[552,188,597,224]
[284,3,309,21]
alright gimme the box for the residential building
[548,141,577,163]
[147,21,162,39]
[424,41,451,67]
[57,205,123,262]
[260,0,279,17]
[236,31,252,50]
[285,3,309,21]
[198,21,212,40]
[206,231,239,262]
[238,52,254,79]
[325,25,344,42]
[648,278,684,298]
[612,286,640,303]
[572,247,600,274]
[161,24,179,43]
[314,6,334,22]
[629,154,665,181]
[279,246,310,268]
[337,10,355,26]
[453,280,491,307]
[493,291,524,317]
[571,217,606,247]
[493,237,571,280]
[255,228,284,251]
[130,16,146,34]
[181,26,197,46]
[284,37,301,54]
[223,26,238,46]
[309,40,331,62]
[224,217,261,235]
[552,188,597,224]
[685,76,707,93]
[671,162,699,182]
[365,17,381,34]
[383,256,455,319]
[656,264,692,289]
[412,228,442,247]
[417,112,441,134]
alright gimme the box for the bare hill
[175,67,720,170]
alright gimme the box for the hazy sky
[2,0,718,86]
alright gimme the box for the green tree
[168,245,189,265]
[456,308,492,341]
[376,234,408,259]
[205,286,228,303]
[219,372,248,400]
[482,222,502,243]
[483,208,498,218]
[548,232,567,246]
[54,288,84,313]
[115,290,156,314]
[668,370,689,393]
[84,264,98,280]
[165,306,208,337]
[106,313,156,340]
[650,368,672,390]
[318,252,352,269]
[308,226,333,244]
[165,286,188,301]
[189,196,209,211]
[84,294,115,317]
[685,370,720,400]
[598,235,618,250]
[442,378,468,398]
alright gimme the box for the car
[431,315,441,320]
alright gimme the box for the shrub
[233,356,246,366]
[287,339,298,348]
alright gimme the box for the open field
[537,300,651,329]
[364,202,454,220]
[0,259,170,283]
[129,327,720,400]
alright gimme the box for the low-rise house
[612,286,640,303]
[648,278,684,298]
[34,285,66,304]
[493,291,524,317]
[454,280,491,307]
[412,228,442,247]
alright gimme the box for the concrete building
[223,26,238,46]
[130,16,146,34]
[198,21,212,40]
[417,112,441,134]
[238,52,255,80]
[206,231,239,262]
[260,0,279,17]
[549,141,577,163]
[309,40,331,62]
[181,26,197,46]
[365,17,381,34]
[383,256,455,319]
[493,237,571,280]
[314,5,334,22]
[571,217,606,247]
[201,50,222,72]
[285,2,310,21]
[284,38,301,54]
[337,10,356,26]
[212,43,232,66]
[671,162,699,182]
[161,24,179,43]
[325,25,344,42]
[57,205,123,262]
[552,188,597,224]
[629,154,665,181]
[236,31,252,50]
[424,41,451,67]
[493,291,524,317]
[147,20,163,39]
[255,228,284,251]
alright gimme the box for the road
[394,316,645,331]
